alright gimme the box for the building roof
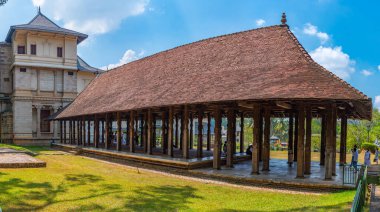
[57,25,372,119]
[5,10,87,43]
[77,56,102,74]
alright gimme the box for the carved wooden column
[259,112,263,162]
[294,113,299,162]
[325,104,335,180]
[182,106,189,159]
[213,106,222,169]
[36,105,42,138]
[240,112,244,153]
[226,108,235,168]
[197,109,203,158]
[305,105,312,175]
[126,116,130,147]
[207,113,211,151]
[87,118,91,146]
[320,114,326,165]
[340,116,347,165]
[296,105,305,178]
[105,113,110,149]
[69,119,72,144]
[143,112,148,153]
[162,111,167,154]
[175,114,179,149]
[117,112,122,151]
[73,120,76,145]
[101,120,105,145]
[332,104,337,176]
[147,109,153,155]
[60,120,63,143]
[64,120,67,144]
[152,114,156,148]
[82,116,85,147]
[262,107,271,171]
[288,113,294,166]
[140,114,144,147]
[78,119,81,145]
[179,113,183,151]
[129,111,136,153]
[94,115,99,148]
[252,104,261,174]
[189,113,193,150]
[168,107,174,157]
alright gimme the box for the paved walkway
[0,148,46,168]
[370,186,380,212]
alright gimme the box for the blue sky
[0,0,379,108]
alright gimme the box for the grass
[0,146,356,211]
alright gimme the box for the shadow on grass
[124,185,201,211]
[0,173,122,211]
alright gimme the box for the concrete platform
[190,159,354,190]
[52,143,250,169]
[0,148,46,168]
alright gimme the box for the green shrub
[361,142,378,153]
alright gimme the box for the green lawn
[0,147,355,211]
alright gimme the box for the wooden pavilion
[54,14,372,180]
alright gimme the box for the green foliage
[361,142,378,153]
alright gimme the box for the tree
[0,0,7,6]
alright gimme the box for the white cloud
[101,49,144,70]
[361,69,373,76]
[303,23,329,44]
[255,19,266,27]
[35,0,149,35]
[378,65,380,71]
[310,46,355,80]
[375,96,380,110]
[32,0,45,6]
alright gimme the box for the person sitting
[246,144,253,156]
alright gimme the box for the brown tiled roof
[57,25,371,119]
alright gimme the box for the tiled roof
[77,56,102,74]
[5,11,87,43]
[57,25,371,119]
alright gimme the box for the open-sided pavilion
[54,14,372,182]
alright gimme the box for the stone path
[0,148,46,168]
[370,186,380,212]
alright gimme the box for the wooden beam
[287,113,294,166]
[340,116,347,165]
[82,116,85,147]
[147,109,153,154]
[320,114,326,165]
[259,110,263,162]
[207,113,211,151]
[175,114,179,149]
[332,104,337,176]
[94,115,99,148]
[252,104,261,174]
[325,104,335,180]
[168,107,174,157]
[105,113,110,149]
[87,119,90,146]
[226,109,235,168]
[305,105,312,175]
[189,113,193,150]
[262,107,271,171]
[117,112,122,151]
[162,111,168,154]
[296,104,305,178]
[294,113,299,162]
[143,112,148,153]
[213,106,222,169]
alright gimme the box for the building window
[20,68,26,72]
[57,47,63,57]
[3,78,9,82]
[40,110,51,133]
[31,44,37,55]
[17,45,26,54]
[68,71,74,76]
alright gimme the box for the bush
[361,142,378,154]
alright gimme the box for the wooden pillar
[116,112,122,151]
[259,112,263,161]
[340,116,347,165]
[153,114,156,148]
[240,112,244,153]
[94,115,99,148]
[140,114,144,147]
[101,120,105,144]
[126,116,130,147]
[296,105,305,178]
[213,106,222,169]
[87,119,91,146]
[135,115,139,146]
[179,113,183,150]
[69,120,72,144]
[325,104,336,180]
[147,109,153,154]
[207,113,211,151]
[294,113,299,162]
[60,120,63,143]
[262,107,271,171]
[77,120,80,145]
[320,114,326,165]
[82,117,85,147]
[143,112,148,153]
[168,107,174,157]
[64,120,67,144]
[129,111,136,153]
[226,108,235,168]
[189,113,193,150]
[175,114,179,148]
[252,104,261,174]
[332,105,337,176]
[182,106,189,159]
[288,113,294,166]
[105,113,110,149]
[197,109,203,158]
[162,111,167,154]
[305,105,312,175]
